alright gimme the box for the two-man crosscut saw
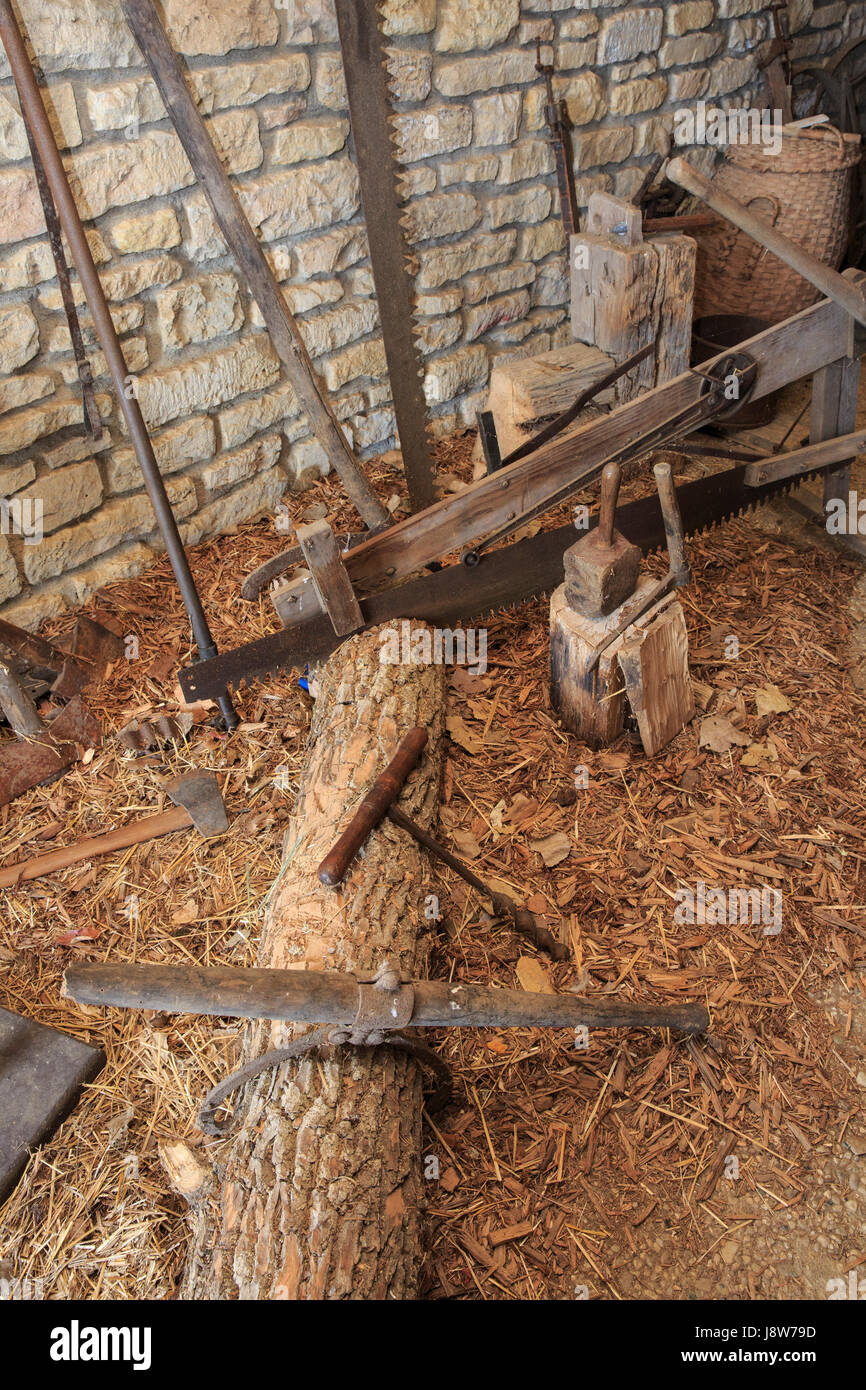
[334,0,435,511]
[180,456,830,704]
[179,281,865,705]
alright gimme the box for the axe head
[163,771,228,838]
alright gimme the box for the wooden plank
[118,0,388,531]
[295,521,364,637]
[745,426,866,487]
[617,597,694,757]
[337,283,860,597]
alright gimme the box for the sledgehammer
[318,729,569,960]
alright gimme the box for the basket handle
[713,195,781,284]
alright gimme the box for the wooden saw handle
[318,727,428,887]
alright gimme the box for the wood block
[570,229,696,402]
[585,192,643,245]
[484,342,614,460]
[549,577,659,746]
[295,520,363,637]
[617,596,694,757]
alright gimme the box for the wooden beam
[744,426,866,487]
[810,356,862,508]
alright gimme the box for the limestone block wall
[0,0,862,627]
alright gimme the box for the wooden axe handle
[318,727,428,887]
[0,807,190,888]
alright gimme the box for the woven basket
[694,124,861,323]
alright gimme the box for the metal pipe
[0,0,238,730]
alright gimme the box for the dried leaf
[451,829,481,859]
[516,957,556,994]
[450,668,487,696]
[445,714,483,755]
[741,740,779,768]
[529,830,572,867]
[170,899,198,926]
[754,683,792,716]
[505,793,538,827]
[57,924,100,947]
[699,716,751,753]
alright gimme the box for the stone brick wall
[0,0,863,627]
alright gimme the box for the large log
[181,626,445,1299]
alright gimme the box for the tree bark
[182,626,445,1299]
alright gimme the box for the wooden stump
[550,579,659,746]
[181,625,445,1299]
[550,584,694,755]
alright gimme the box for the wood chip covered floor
[1,432,865,1301]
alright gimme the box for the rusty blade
[333,0,434,511]
[0,695,101,808]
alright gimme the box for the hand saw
[178,455,828,704]
[334,0,435,510]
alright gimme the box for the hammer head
[564,529,641,619]
[164,771,228,837]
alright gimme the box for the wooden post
[549,578,659,745]
[570,194,696,402]
[550,585,694,755]
[811,356,861,509]
[180,626,445,1300]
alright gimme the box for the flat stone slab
[0,1006,103,1203]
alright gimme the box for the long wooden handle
[653,461,691,585]
[667,155,866,329]
[0,807,191,888]
[318,728,429,887]
[118,0,388,531]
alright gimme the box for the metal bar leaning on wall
[0,0,239,731]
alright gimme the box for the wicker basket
[694,124,861,323]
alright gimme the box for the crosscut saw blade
[179,462,824,705]
[334,0,434,511]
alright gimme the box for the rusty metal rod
[64,962,710,1034]
[0,0,238,731]
[387,804,569,962]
